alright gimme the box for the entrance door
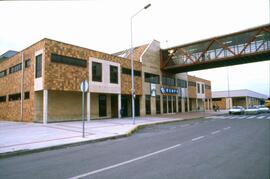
[99,95,107,117]
[111,95,118,118]
[121,95,128,117]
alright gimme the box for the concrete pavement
[0,111,226,156]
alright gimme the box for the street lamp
[130,3,151,125]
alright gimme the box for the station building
[212,89,267,109]
[0,38,212,123]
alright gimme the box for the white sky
[0,0,269,96]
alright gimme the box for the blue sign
[160,87,178,94]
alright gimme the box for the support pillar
[118,94,121,118]
[176,96,179,113]
[187,98,190,112]
[43,90,48,124]
[87,92,91,121]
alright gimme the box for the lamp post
[130,3,151,125]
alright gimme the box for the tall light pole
[130,3,151,125]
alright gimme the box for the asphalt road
[0,113,269,179]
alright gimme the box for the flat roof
[212,89,267,99]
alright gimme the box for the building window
[212,98,222,101]
[25,59,31,68]
[168,96,172,113]
[92,62,102,82]
[144,73,160,84]
[202,84,205,94]
[197,83,200,93]
[0,96,6,103]
[173,96,176,113]
[99,95,107,117]
[188,81,196,87]
[122,68,141,77]
[35,54,42,78]
[0,70,7,78]
[24,92,30,100]
[177,79,187,88]
[205,85,211,89]
[162,75,176,86]
[156,95,161,114]
[178,96,182,112]
[8,93,21,101]
[9,63,22,74]
[51,53,87,67]
[110,65,118,84]
[163,96,167,113]
[145,95,151,115]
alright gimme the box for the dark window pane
[35,54,42,78]
[173,96,176,113]
[145,95,151,115]
[162,75,176,86]
[110,65,118,84]
[51,53,87,67]
[0,96,6,102]
[168,96,172,113]
[9,63,22,74]
[163,96,167,113]
[24,92,30,100]
[99,95,107,117]
[144,72,160,84]
[188,81,196,87]
[8,93,21,101]
[0,70,7,78]
[25,59,31,68]
[121,68,141,77]
[177,79,187,88]
[156,95,161,114]
[202,84,205,94]
[197,84,200,93]
[92,62,102,82]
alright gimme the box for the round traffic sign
[80,80,89,92]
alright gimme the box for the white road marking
[224,126,231,130]
[247,116,256,119]
[69,143,182,179]
[238,116,246,119]
[211,130,221,135]
[267,116,270,119]
[191,136,205,142]
[257,116,265,119]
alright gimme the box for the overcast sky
[0,0,269,96]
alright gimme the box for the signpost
[80,80,89,138]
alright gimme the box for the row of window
[144,73,188,88]
[146,95,181,115]
[92,62,119,83]
[0,92,30,103]
[0,59,31,78]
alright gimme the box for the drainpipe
[20,52,24,122]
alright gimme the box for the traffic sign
[80,80,89,92]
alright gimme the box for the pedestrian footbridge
[161,24,270,73]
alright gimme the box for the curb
[0,113,227,158]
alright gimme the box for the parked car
[229,106,244,115]
[244,106,259,115]
[258,105,270,113]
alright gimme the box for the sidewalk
[0,111,227,156]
